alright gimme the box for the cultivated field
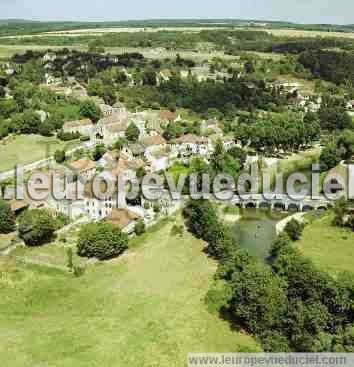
[1,26,232,39]
[0,135,79,172]
[0,218,259,367]
[298,213,354,275]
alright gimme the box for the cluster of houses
[6,97,237,233]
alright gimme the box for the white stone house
[92,114,129,145]
[69,159,97,181]
[43,52,57,62]
[63,118,94,137]
[169,134,212,157]
[141,135,167,158]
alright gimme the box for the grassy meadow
[0,218,259,367]
[298,213,354,275]
[0,135,80,172]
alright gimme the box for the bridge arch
[302,204,314,212]
[288,203,299,212]
[273,202,285,210]
[245,202,257,209]
[259,201,271,209]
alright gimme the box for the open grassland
[0,233,16,251]
[298,213,354,275]
[0,135,80,172]
[0,218,259,367]
[262,28,354,39]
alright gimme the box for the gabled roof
[105,122,128,133]
[159,110,177,121]
[70,158,96,172]
[107,208,141,229]
[63,118,93,129]
[142,135,166,147]
[99,113,127,126]
[173,134,209,144]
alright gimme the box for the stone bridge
[230,194,331,212]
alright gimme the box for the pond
[230,208,288,259]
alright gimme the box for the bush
[77,222,128,260]
[57,130,80,141]
[18,209,57,246]
[92,144,106,161]
[153,202,161,213]
[205,280,232,314]
[269,233,291,257]
[55,213,70,229]
[134,220,146,236]
[54,149,66,163]
[170,224,184,237]
[284,219,305,241]
[0,199,16,234]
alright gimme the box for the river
[230,208,288,259]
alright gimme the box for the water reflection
[230,208,288,259]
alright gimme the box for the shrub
[55,213,70,229]
[92,144,106,161]
[170,224,184,237]
[153,202,161,213]
[284,219,305,241]
[0,199,16,234]
[77,222,128,260]
[54,149,66,163]
[205,280,232,314]
[269,233,291,257]
[134,220,146,236]
[18,209,57,246]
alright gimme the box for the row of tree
[184,199,354,352]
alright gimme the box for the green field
[0,44,238,61]
[0,218,259,367]
[0,135,79,172]
[298,213,354,275]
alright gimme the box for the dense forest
[298,50,354,85]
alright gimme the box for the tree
[20,110,41,134]
[136,166,146,178]
[337,130,354,162]
[0,86,5,98]
[228,260,287,334]
[38,121,53,137]
[244,60,255,74]
[46,113,64,131]
[0,199,16,234]
[54,149,66,163]
[101,87,117,106]
[18,209,57,246]
[270,233,291,258]
[143,70,157,86]
[79,100,102,123]
[320,143,342,171]
[284,219,305,241]
[112,138,128,151]
[92,144,106,161]
[126,122,140,142]
[134,220,146,236]
[77,222,128,260]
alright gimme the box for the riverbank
[276,212,306,235]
